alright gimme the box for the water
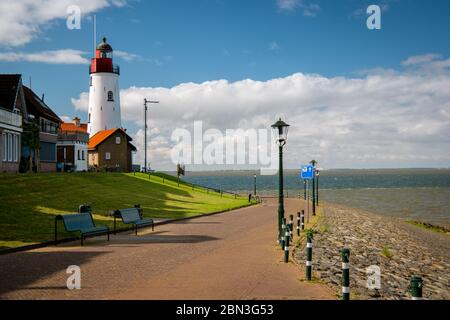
[180,169,450,228]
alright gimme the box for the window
[8,134,12,161]
[82,150,85,160]
[107,91,114,101]
[2,133,6,162]
[40,118,58,134]
[40,142,56,161]
[116,136,121,144]
[89,77,92,86]
[105,152,111,160]
[78,150,81,160]
[13,135,18,162]
[88,113,91,123]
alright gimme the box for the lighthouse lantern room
[88,37,121,136]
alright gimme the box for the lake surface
[179,169,450,228]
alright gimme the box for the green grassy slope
[0,172,251,249]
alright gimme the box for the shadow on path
[109,234,220,244]
[0,250,107,297]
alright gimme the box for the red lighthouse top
[89,37,120,75]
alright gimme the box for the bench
[113,208,154,235]
[55,212,110,246]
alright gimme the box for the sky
[1,0,450,170]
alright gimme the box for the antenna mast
[93,15,97,56]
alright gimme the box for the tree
[20,119,40,173]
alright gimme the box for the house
[23,86,61,172]
[0,75,27,173]
[88,128,136,172]
[57,117,89,172]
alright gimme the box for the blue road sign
[301,165,314,180]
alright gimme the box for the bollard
[340,248,351,300]
[285,223,290,248]
[284,232,289,263]
[289,214,293,240]
[280,218,287,249]
[301,210,305,231]
[284,224,290,248]
[280,235,285,251]
[410,276,423,300]
[306,232,313,280]
[296,212,301,236]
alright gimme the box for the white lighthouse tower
[88,37,121,136]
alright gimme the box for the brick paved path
[0,198,333,300]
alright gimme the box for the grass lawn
[0,172,253,249]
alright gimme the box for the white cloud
[72,92,89,111]
[72,55,450,169]
[59,115,73,123]
[0,0,127,47]
[0,49,89,64]
[269,41,280,51]
[401,54,442,66]
[114,50,142,61]
[401,54,450,74]
[276,0,321,16]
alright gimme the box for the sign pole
[306,180,309,224]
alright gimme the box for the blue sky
[1,0,450,169]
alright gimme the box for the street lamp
[144,98,159,173]
[315,168,320,206]
[253,173,257,196]
[310,160,317,215]
[271,118,290,243]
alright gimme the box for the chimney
[73,117,81,127]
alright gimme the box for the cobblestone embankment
[293,203,450,300]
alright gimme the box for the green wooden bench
[113,208,154,235]
[55,212,110,246]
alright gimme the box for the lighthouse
[88,37,121,136]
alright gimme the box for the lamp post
[316,168,320,206]
[253,173,257,196]
[144,98,159,173]
[310,160,317,216]
[271,118,290,243]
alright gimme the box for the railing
[0,108,22,127]
[58,131,89,143]
[89,64,120,75]
[137,172,245,199]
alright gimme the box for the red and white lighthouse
[88,37,121,136]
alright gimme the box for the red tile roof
[88,128,117,150]
[88,128,136,151]
[60,122,88,133]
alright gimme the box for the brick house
[57,117,89,172]
[0,75,27,173]
[88,128,136,172]
[23,86,61,172]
